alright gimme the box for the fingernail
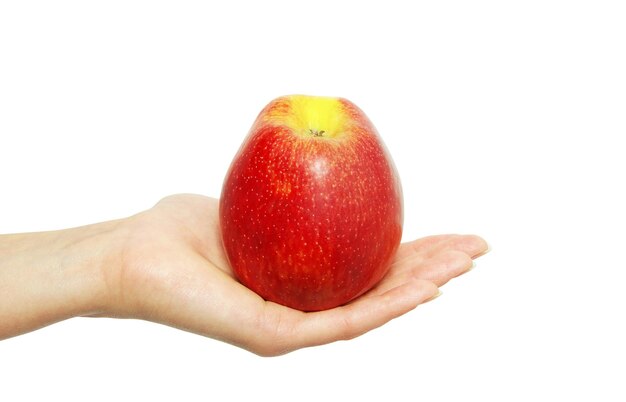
[426,289,443,303]
[474,242,491,258]
[466,261,477,272]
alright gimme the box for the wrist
[56,219,128,316]
[0,219,127,339]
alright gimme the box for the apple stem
[309,129,325,137]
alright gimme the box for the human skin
[0,194,488,356]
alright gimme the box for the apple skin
[219,95,403,311]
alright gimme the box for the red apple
[219,95,403,311]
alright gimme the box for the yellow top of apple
[262,95,351,140]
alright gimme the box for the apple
[219,95,403,311]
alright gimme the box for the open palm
[109,194,488,356]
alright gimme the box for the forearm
[0,221,121,339]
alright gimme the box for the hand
[102,194,488,356]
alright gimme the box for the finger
[394,234,456,261]
[406,249,474,287]
[395,234,489,263]
[288,279,439,350]
[439,234,489,259]
[369,249,473,297]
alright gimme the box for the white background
[1,1,625,400]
